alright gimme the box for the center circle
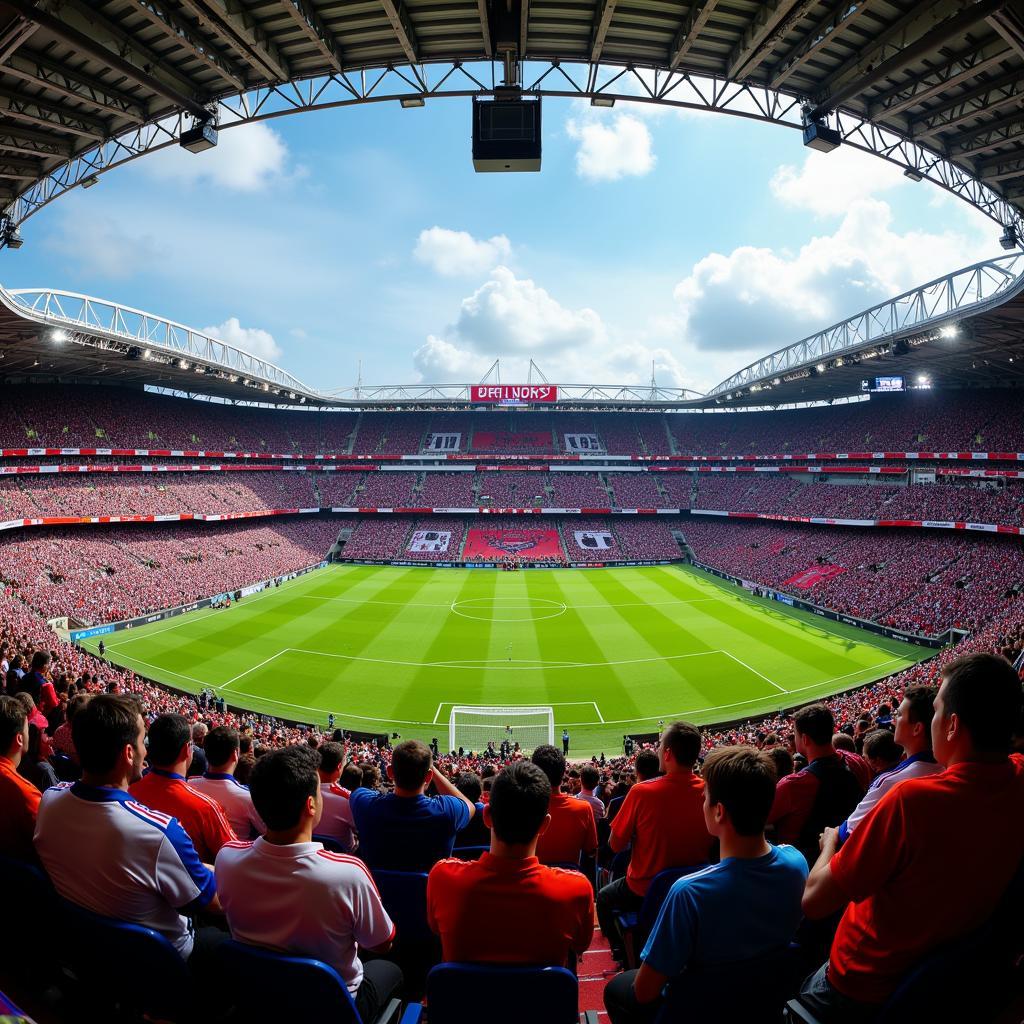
[450,597,568,622]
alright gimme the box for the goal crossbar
[448,705,554,754]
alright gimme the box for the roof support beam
[590,0,617,62]
[378,0,419,65]
[726,0,802,81]
[0,86,106,139]
[979,152,1024,178]
[0,17,37,64]
[870,36,1011,118]
[8,0,209,119]
[809,0,1006,121]
[949,108,1024,154]
[175,0,291,82]
[768,0,873,89]
[0,156,43,180]
[520,0,530,55]
[669,0,721,70]
[987,2,1024,57]
[275,0,346,73]
[909,66,1024,136]
[129,0,249,91]
[0,126,73,158]
[477,0,492,58]
[2,52,147,121]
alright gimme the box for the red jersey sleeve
[830,785,908,902]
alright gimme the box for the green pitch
[82,563,932,754]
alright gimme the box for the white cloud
[44,208,166,278]
[143,122,292,192]
[203,317,282,362]
[414,227,512,276]
[565,113,655,182]
[413,266,694,388]
[770,148,908,216]
[673,197,993,354]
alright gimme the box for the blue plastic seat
[0,856,58,988]
[427,963,582,1024]
[216,938,419,1024]
[314,832,349,853]
[58,898,194,1021]
[615,863,709,968]
[372,869,442,998]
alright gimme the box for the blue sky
[5,94,1001,393]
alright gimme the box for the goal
[448,705,554,755]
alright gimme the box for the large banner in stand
[574,530,615,550]
[423,433,461,452]
[564,433,605,453]
[408,529,451,553]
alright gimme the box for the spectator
[532,745,598,866]
[604,747,808,1024]
[454,771,489,848]
[800,653,1024,1020]
[19,722,58,792]
[34,694,222,963]
[130,714,237,862]
[0,694,41,861]
[598,722,713,960]
[190,722,209,777]
[315,741,357,852]
[577,765,606,821]
[861,729,904,777]
[348,739,474,871]
[52,692,89,765]
[216,745,401,1020]
[427,762,593,966]
[188,726,265,840]
[838,686,941,845]
[766,704,869,865]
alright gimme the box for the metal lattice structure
[0,0,1022,238]
[709,251,1024,399]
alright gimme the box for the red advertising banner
[782,565,847,589]
[469,385,558,403]
[463,527,563,561]
[473,431,551,450]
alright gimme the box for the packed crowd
[0,519,339,625]
[682,520,1024,636]
[1,609,1021,1023]
[7,385,1024,458]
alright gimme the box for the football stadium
[1,0,1024,1022]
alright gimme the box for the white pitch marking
[722,651,787,693]
[220,650,290,691]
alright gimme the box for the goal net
[448,705,554,755]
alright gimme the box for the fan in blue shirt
[604,746,808,1024]
[349,739,475,872]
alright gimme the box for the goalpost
[448,705,555,755]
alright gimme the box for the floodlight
[48,328,68,343]
[999,225,1019,251]
[816,362,827,372]
[400,96,425,108]
[2,217,23,249]
[81,174,100,189]
[917,374,930,385]
[903,168,923,182]
[591,96,615,108]
[180,119,218,154]
[939,324,959,339]
[802,118,841,153]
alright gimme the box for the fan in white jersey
[188,725,265,839]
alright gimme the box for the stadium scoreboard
[861,375,906,393]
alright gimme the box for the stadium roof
[3,251,1024,408]
[0,0,1022,236]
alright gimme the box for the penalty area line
[722,651,787,693]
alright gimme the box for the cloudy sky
[6,95,1002,394]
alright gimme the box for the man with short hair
[0,695,41,860]
[597,722,713,959]
[766,704,869,864]
[130,714,237,861]
[190,722,209,777]
[577,765,606,821]
[800,653,1024,1021]
[861,730,903,776]
[532,745,598,865]
[604,746,808,1024]
[427,762,594,966]
[454,771,490,848]
[216,745,401,1020]
[633,749,660,782]
[34,694,221,962]
[316,741,357,852]
[838,686,941,845]
[188,726,265,840]
[348,739,475,871]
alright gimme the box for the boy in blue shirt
[604,745,808,1024]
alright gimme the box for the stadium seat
[654,945,803,1024]
[451,845,489,860]
[58,898,194,1021]
[0,856,60,990]
[372,870,441,998]
[313,833,349,853]
[215,939,418,1024]
[427,963,594,1024]
[615,864,709,968]
[784,924,1010,1024]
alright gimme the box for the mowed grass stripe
[524,570,634,722]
